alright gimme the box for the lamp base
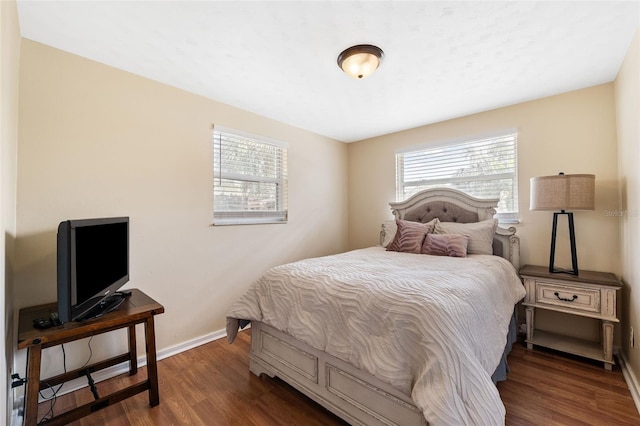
[550,267,579,275]
[549,212,579,275]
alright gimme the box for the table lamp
[530,172,595,275]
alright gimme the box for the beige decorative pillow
[433,219,498,255]
[380,220,397,247]
[421,233,469,257]
[386,219,436,254]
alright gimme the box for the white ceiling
[16,1,640,143]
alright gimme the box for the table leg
[144,316,160,406]
[24,345,42,426]
[128,324,138,375]
[603,320,614,370]
[525,306,535,350]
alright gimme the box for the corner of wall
[619,352,640,415]
[1,0,21,424]
[614,26,640,400]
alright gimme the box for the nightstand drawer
[536,281,600,314]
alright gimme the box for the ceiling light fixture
[337,44,384,79]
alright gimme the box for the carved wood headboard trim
[384,188,520,270]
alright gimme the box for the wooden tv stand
[17,289,164,426]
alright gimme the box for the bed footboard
[249,321,427,426]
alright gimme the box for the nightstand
[520,264,622,370]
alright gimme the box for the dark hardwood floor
[39,329,640,425]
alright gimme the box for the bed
[226,188,525,425]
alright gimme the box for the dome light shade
[337,45,384,79]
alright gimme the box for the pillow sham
[433,219,498,255]
[386,219,436,254]
[421,233,469,257]
[380,220,397,248]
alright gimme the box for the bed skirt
[492,309,518,383]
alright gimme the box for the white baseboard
[159,327,228,360]
[618,352,640,415]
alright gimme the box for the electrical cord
[37,337,93,423]
[81,337,93,368]
[37,380,63,423]
[36,343,66,423]
[82,337,99,400]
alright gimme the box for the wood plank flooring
[38,330,640,425]
[499,343,640,425]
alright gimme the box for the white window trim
[396,129,519,224]
[213,125,288,226]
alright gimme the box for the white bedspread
[227,247,525,425]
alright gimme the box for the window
[396,131,518,223]
[213,126,288,225]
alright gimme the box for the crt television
[57,216,129,322]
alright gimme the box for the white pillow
[433,219,498,255]
[380,220,397,247]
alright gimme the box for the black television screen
[57,217,129,322]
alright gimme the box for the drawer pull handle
[554,292,578,302]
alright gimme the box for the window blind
[396,131,519,223]
[213,126,288,225]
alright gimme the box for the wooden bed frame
[247,188,520,426]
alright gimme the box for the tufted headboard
[402,201,480,224]
[383,188,520,269]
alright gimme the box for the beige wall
[615,29,640,394]
[15,40,348,377]
[348,84,620,274]
[348,84,621,342]
[1,0,20,422]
